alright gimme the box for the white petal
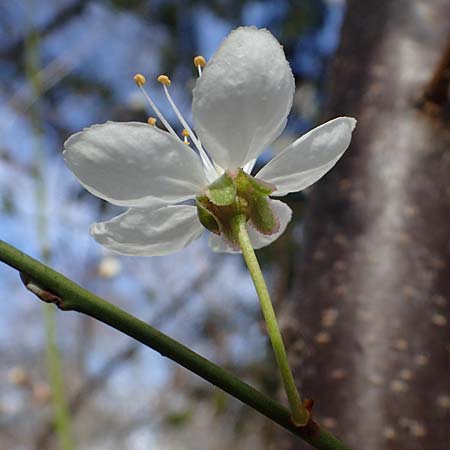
[208,200,292,253]
[64,122,208,207]
[257,117,356,196]
[208,234,240,254]
[90,205,203,256]
[192,27,295,170]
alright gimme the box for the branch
[0,239,352,450]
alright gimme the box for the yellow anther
[133,73,146,86]
[157,75,171,86]
[194,55,206,68]
[147,117,157,126]
[182,129,190,145]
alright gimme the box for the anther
[194,55,206,77]
[157,75,171,86]
[147,117,157,126]
[193,56,206,68]
[133,73,146,86]
[182,129,190,145]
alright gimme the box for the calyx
[196,169,279,248]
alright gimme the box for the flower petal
[64,122,208,207]
[208,234,239,254]
[208,200,292,253]
[256,117,356,196]
[192,27,295,170]
[90,205,204,256]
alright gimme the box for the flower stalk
[233,214,310,426]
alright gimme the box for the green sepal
[206,171,236,206]
[197,168,279,242]
[249,195,279,235]
[235,169,276,196]
[196,197,220,235]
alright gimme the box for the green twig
[234,214,309,426]
[0,239,353,450]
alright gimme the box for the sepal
[249,195,279,235]
[205,171,236,206]
[235,169,276,196]
[197,169,280,245]
[196,198,220,235]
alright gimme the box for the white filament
[161,84,217,180]
[138,84,179,140]
[243,158,256,174]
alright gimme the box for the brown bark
[284,1,450,449]
[421,31,450,110]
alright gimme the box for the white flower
[63,27,356,256]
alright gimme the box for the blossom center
[196,169,279,249]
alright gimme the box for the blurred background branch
[33,262,214,449]
[24,19,74,450]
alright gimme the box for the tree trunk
[284,1,450,449]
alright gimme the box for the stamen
[182,129,190,145]
[243,159,256,174]
[157,75,171,86]
[157,75,217,179]
[133,73,146,86]
[133,73,179,139]
[193,55,206,77]
[193,56,206,67]
[213,162,225,176]
[147,116,157,126]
